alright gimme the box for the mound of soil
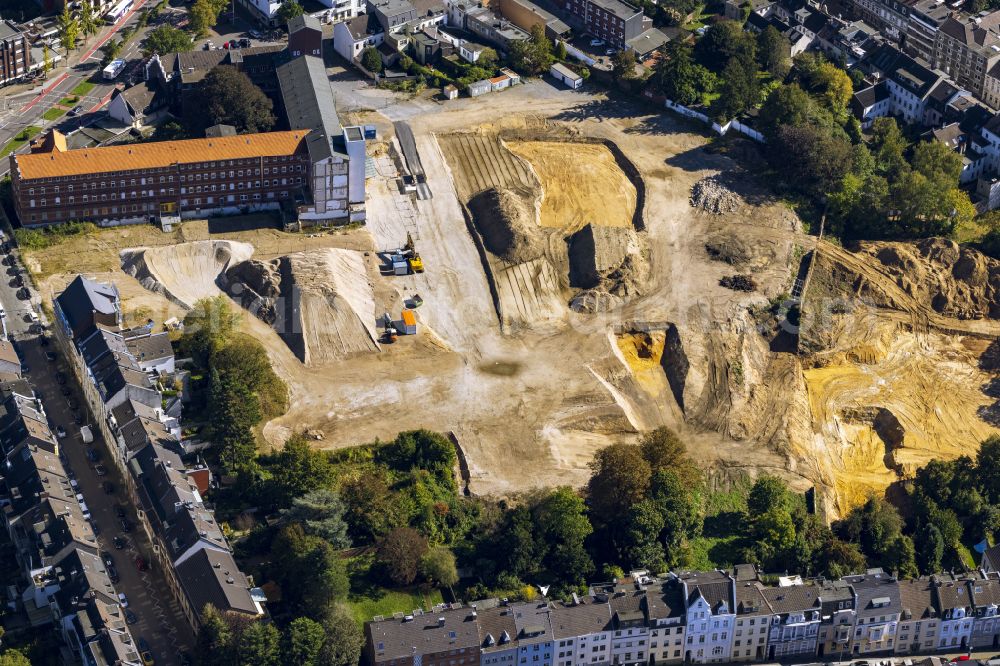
[120,240,255,309]
[691,174,744,214]
[704,232,777,272]
[224,258,282,324]
[568,224,650,297]
[720,274,757,292]
[468,187,544,264]
[861,238,1000,320]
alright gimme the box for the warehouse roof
[276,55,345,162]
[16,130,310,180]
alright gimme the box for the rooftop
[588,0,642,21]
[16,131,310,180]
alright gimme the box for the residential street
[0,238,194,663]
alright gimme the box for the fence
[658,95,766,144]
[557,40,596,66]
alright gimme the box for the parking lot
[0,243,194,664]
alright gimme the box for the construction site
[20,83,1000,517]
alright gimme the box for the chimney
[438,616,446,627]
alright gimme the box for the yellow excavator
[403,233,424,273]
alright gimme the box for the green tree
[621,499,666,571]
[143,24,194,56]
[506,24,553,76]
[478,47,499,70]
[376,430,456,481]
[694,20,755,71]
[42,44,52,76]
[0,650,31,666]
[80,1,100,41]
[283,617,327,666]
[280,488,352,548]
[884,535,919,579]
[835,496,904,564]
[186,65,276,134]
[361,46,383,73]
[917,523,945,574]
[652,42,716,106]
[318,604,364,666]
[420,546,459,588]
[650,469,703,567]
[757,84,815,139]
[100,38,123,68]
[811,61,852,117]
[495,506,539,581]
[273,524,349,616]
[611,49,638,81]
[278,0,305,23]
[713,55,758,121]
[533,487,594,584]
[190,0,226,38]
[770,123,852,198]
[870,117,908,178]
[639,427,700,486]
[270,435,335,503]
[238,622,282,666]
[196,604,236,666]
[752,507,796,566]
[180,296,240,367]
[377,526,429,585]
[554,40,567,60]
[57,5,80,54]
[587,443,652,524]
[978,436,1000,502]
[747,476,791,518]
[756,25,789,78]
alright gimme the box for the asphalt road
[0,245,193,663]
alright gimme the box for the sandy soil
[507,141,636,233]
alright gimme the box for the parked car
[68,105,84,116]
[134,555,149,572]
[56,426,66,439]
[95,464,108,476]
[90,519,99,535]
[113,536,126,550]
[101,551,114,568]
[203,41,214,50]
[238,37,250,48]
[125,608,138,625]
[117,592,129,608]
[138,638,154,666]
[0,308,6,318]
[107,563,119,583]
[249,29,262,38]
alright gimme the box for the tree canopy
[185,66,276,135]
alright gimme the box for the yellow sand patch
[507,141,636,234]
[616,331,667,395]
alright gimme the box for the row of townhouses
[332,0,669,75]
[0,362,144,663]
[367,565,1000,666]
[50,274,266,630]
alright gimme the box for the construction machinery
[386,233,424,275]
[381,312,398,344]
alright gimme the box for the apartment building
[762,583,822,659]
[0,21,30,86]
[934,577,975,650]
[52,275,264,630]
[646,581,687,664]
[513,602,556,666]
[549,598,613,666]
[932,12,1000,106]
[896,579,940,654]
[906,0,950,62]
[368,605,482,666]
[480,604,521,666]
[0,386,141,664]
[732,579,771,662]
[816,579,857,659]
[559,0,650,49]
[678,571,736,664]
[845,571,902,655]
[969,576,1000,649]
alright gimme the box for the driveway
[0,248,194,665]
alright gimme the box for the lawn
[59,96,79,107]
[345,551,445,625]
[70,81,96,97]
[1,126,42,157]
[346,587,445,625]
[41,107,67,122]
[686,483,751,570]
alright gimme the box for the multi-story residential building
[550,597,613,666]
[52,275,264,630]
[906,0,950,62]
[0,21,30,87]
[646,580,687,664]
[732,576,771,663]
[932,12,1000,107]
[368,606,482,666]
[845,571,902,655]
[816,579,857,660]
[679,571,736,663]
[762,583,822,659]
[558,0,651,49]
[288,13,325,57]
[480,604,522,666]
[933,577,975,650]
[896,578,940,654]
[969,575,1000,649]
[513,602,555,666]
[607,586,649,665]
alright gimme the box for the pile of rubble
[690,175,743,214]
[719,274,757,292]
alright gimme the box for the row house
[897,578,940,654]
[934,577,975,650]
[931,12,1000,108]
[0,385,141,664]
[732,573,771,663]
[550,597,614,666]
[969,576,1000,649]
[646,581,688,663]
[845,571,902,655]
[761,584,822,659]
[816,579,858,659]
[52,275,264,630]
[678,570,736,664]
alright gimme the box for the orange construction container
[401,310,417,335]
